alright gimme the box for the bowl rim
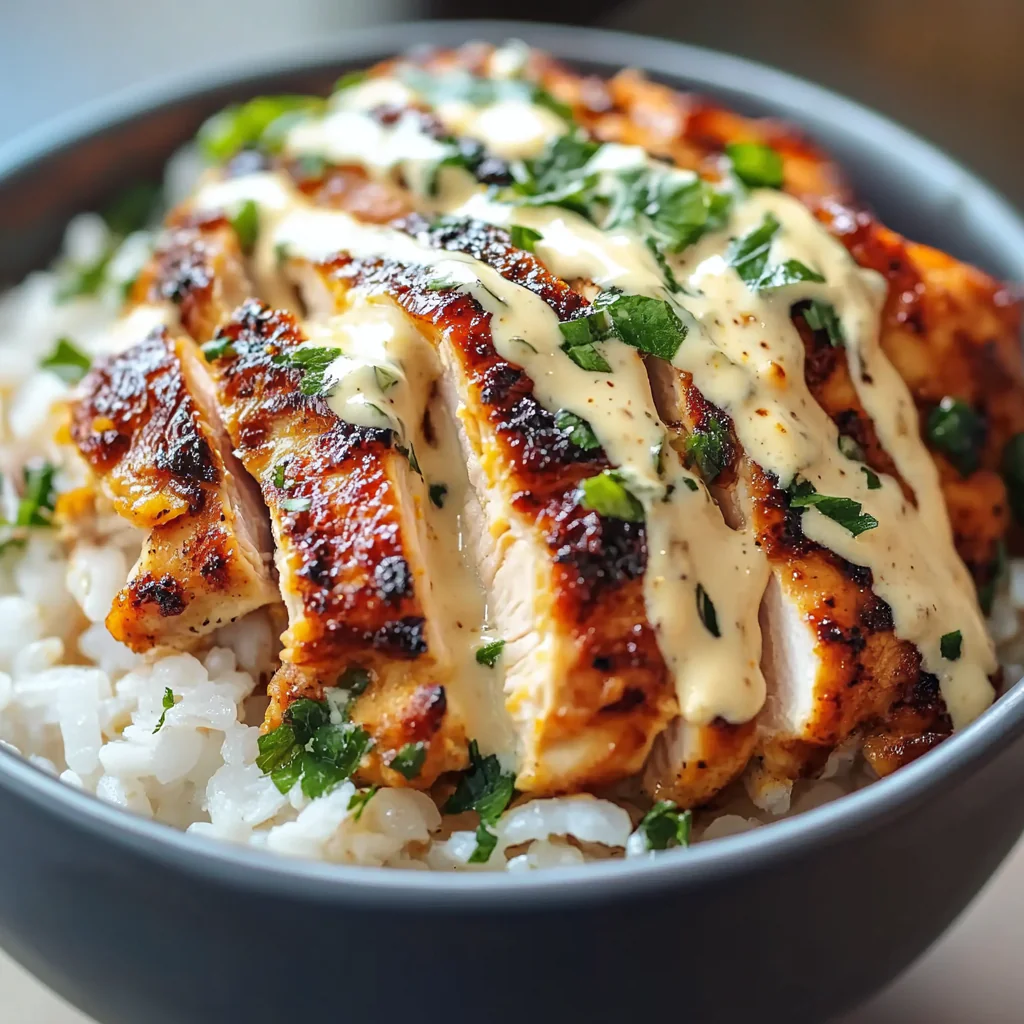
[2,17,1024,907]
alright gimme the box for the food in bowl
[1,40,1022,871]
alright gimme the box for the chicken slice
[69,327,278,650]
[202,299,470,788]
[290,218,689,797]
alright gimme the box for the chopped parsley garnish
[1002,433,1024,524]
[390,742,427,780]
[152,688,176,734]
[788,477,879,537]
[401,67,573,124]
[272,460,289,489]
[638,800,692,851]
[271,346,341,397]
[555,409,601,451]
[374,366,399,391]
[592,291,687,360]
[682,477,700,492]
[280,496,312,513]
[256,697,374,799]
[56,252,112,303]
[337,664,372,696]
[578,470,645,522]
[428,483,448,509]
[229,199,260,254]
[348,785,379,821]
[16,463,57,528]
[803,300,845,347]
[509,224,542,252]
[197,94,326,163]
[862,466,881,490]
[727,213,825,291]
[445,739,517,864]
[395,442,422,476]
[40,337,91,384]
[334,70,368,93]
[201,336,234,362]
[475,639,505,668]
[558,318,612,373]
[926,397,986,477]
[725,141,784,189]
[645,237,683,294]
[940,630,963,661]
[686,414,731,483]
[696,584,720,638]
[103,182,162,236]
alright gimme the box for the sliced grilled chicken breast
[201,299,470,788]
[69,327,278,650]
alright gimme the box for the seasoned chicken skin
[70,328,277,649]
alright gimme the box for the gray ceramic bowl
[1,20,1023,1024]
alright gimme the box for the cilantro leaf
[803,299,845,347]
[927,397,986,478]
[555,410,601,451]
[475,639,505,668]
[725,141,784,189]
[272,346,341,396]
[152,687,176,734]
[390,742,427,780]
[788,478,879,537]
[593,292,687,361]
[696,584,720,638]
[685,414,731,483]
[579,470,645,522]
[230,199,259,254]
[639,800,692,851]
[40,337,91,384]
[727,213,824,292]
[509,225,542,252]
[348,785,379,821]
[940,630,963,661]
[445,737,516,863]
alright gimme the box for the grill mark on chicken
[70,327,278,649]
[205,299,466,785]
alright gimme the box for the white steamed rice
[0,163,1021,872]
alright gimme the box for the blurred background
[1,1,1023,1021]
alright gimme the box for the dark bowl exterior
[1,21,1023,1024]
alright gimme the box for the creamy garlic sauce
[194,71,995,737]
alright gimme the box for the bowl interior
[1,18,1023,899]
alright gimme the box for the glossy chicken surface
[65,42,1023,809]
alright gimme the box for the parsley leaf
[475,639,505,668]
[102,182,162,236]
[592,291,687,360]
[927,397,986,478]
[56,252,112,302]
[272,346,341,397]
[686,414,731,483]
[578,470,645,522]
[696,584,720,638]
[152,687,176,734]
[390,742,427,780]
[862,466,882,490]
[197,95,325,163]
[337,664,371,697]
[201,335,234,362]
[15,463,57,529]
[256,697,375,799]
[725,141,784,189]
[429,483,448,509]
[555,410,601,450]
[445,739,517,863]
[803,300,845,347]
[940,630,963,661]
[509,224,542,252]
[788,478,879,537]
[638,800,692,850]
[558,317,613,373]
[280,496,311,512]
[40,338,91,384]
[229,199,259,254]
[727,213,824,291]
[348,785,379,821]
[272,460,289,489]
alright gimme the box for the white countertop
[4,836,1023,1022]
